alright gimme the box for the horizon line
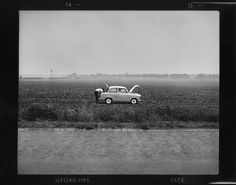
[19,73,220,76]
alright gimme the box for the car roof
[109,86,127,89]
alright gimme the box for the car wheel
[130,98,137,104]
[105,98,112,104]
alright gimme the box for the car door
[108,88,119,101]
[118,88,130,102]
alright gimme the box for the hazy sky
[19,11,219,75]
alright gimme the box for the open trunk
[129,85,140,93]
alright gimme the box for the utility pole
[51,69,52,80]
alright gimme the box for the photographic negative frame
[1,0,236,184]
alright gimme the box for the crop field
[18,78,219,128]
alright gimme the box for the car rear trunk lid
[129,85,140,93]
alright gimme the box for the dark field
[18,78,219,129]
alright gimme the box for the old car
[95,85,141,104]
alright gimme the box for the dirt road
[18,128,218,174]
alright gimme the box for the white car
[95,85,141,104]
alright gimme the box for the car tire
[105,98,112,104]
[130,98,137,104]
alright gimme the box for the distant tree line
[64,73,219,79]
[20,73,219,79]
[195,74,219,79]
[169,74,190,79]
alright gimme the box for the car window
[119,88,127,93]
[109,88,117,93]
